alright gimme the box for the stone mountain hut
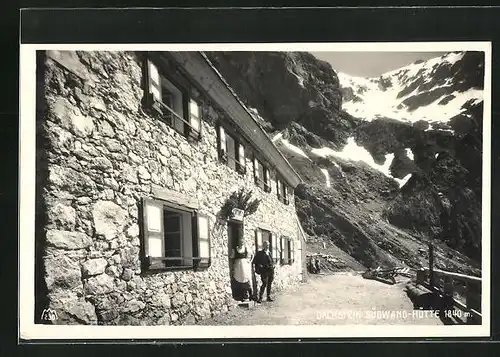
[35,50,307,325]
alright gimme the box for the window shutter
[290,240,295,264]
[264,168,270,192]
[142,198,165,268]
[195,213,211,270]
[280,236,284,264]
[189,99,201,135]
[147,59,162,102]
[270,173,275,194]
[255,229,262,251]
[238,143,246,172]
[284,185,289,205]
[271,233,278,263]
[218,126,227,162]
[254,158,259,181]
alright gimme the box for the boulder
[137,166,151,181]
[45,230,93,250]
[121,268,134,281]
[48,166,96,193]
[84,274,115,295]
[51,97,95,138]
[47,290,98,325]
[45,255,82,290]
[92,200,127,240]
[47,203,76,230]
[171,291,186,308]
[91,157,114,171]
[82,258,108,277]
[125,224,139,239]
[122,299,146,313]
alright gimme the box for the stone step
[237,300,256,309]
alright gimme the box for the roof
[167,51,303,188]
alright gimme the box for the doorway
[227,220,245,300]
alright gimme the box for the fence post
[466,280,482,325]
[428,242,434,288]
[443,275,454,312]
[416,268,426,285]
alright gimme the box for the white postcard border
[19,41,492,340]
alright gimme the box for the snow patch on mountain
[311,137,410,187]
[272,132,283,142]
[320,168,331,188]
[338,51,483,124]
[281,139,311,160]
[406,148,414,161]
[395,174,412,188]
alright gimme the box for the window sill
[145,257,209,272]
[219,154,246,176]
[254,179,271,193]
[143,100,201,142]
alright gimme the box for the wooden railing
[416,242,482,324]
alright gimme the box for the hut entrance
[227,221,252,301]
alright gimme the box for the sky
[309,51,447,77]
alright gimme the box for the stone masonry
[36,50,303,326]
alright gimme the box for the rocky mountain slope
[205,51,484,274]
[339,51,484,125]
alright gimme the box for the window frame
[142,55,202,142]
[276,177,290,205]
[217,123,247,175]
[141,197,211,272]
[280,236,295,265]
[254,157,271,192]
[254,228,278,264]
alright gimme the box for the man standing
[252,240,275,303]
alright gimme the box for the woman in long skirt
[230,243,253,301]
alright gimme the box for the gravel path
[198,273,443,325]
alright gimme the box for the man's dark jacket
[253,249,274,275]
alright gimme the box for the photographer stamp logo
[40,308,57,322]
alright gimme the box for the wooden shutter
[255,229,263,251]
[290,240,295,264]
[194,213,211,270]
[254,158,260,183]
[280,236,284,264]
[264,168,270,192]
[271,233,278,263]
[218,125,227,162]
[238,143,246,172]
[284,185,289,205]
[147,59,162,102]
[142,198,164,268]
[269,172,275,194]
[189,99,201,136]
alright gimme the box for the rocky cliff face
[206,51,484,272]
[207,51,358,150]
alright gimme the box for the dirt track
[198,273,443,325]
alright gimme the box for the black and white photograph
[19,41,491,340]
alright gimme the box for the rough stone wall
[36,50,302,326]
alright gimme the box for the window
[143,57,202,141]
[276,177,290,205]
[280,236,295,265]
[142,198,210,271]
[217,125,246,174]
[254,158,271,192]
[255,228,278,263]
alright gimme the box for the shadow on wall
[34,50,51,324]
